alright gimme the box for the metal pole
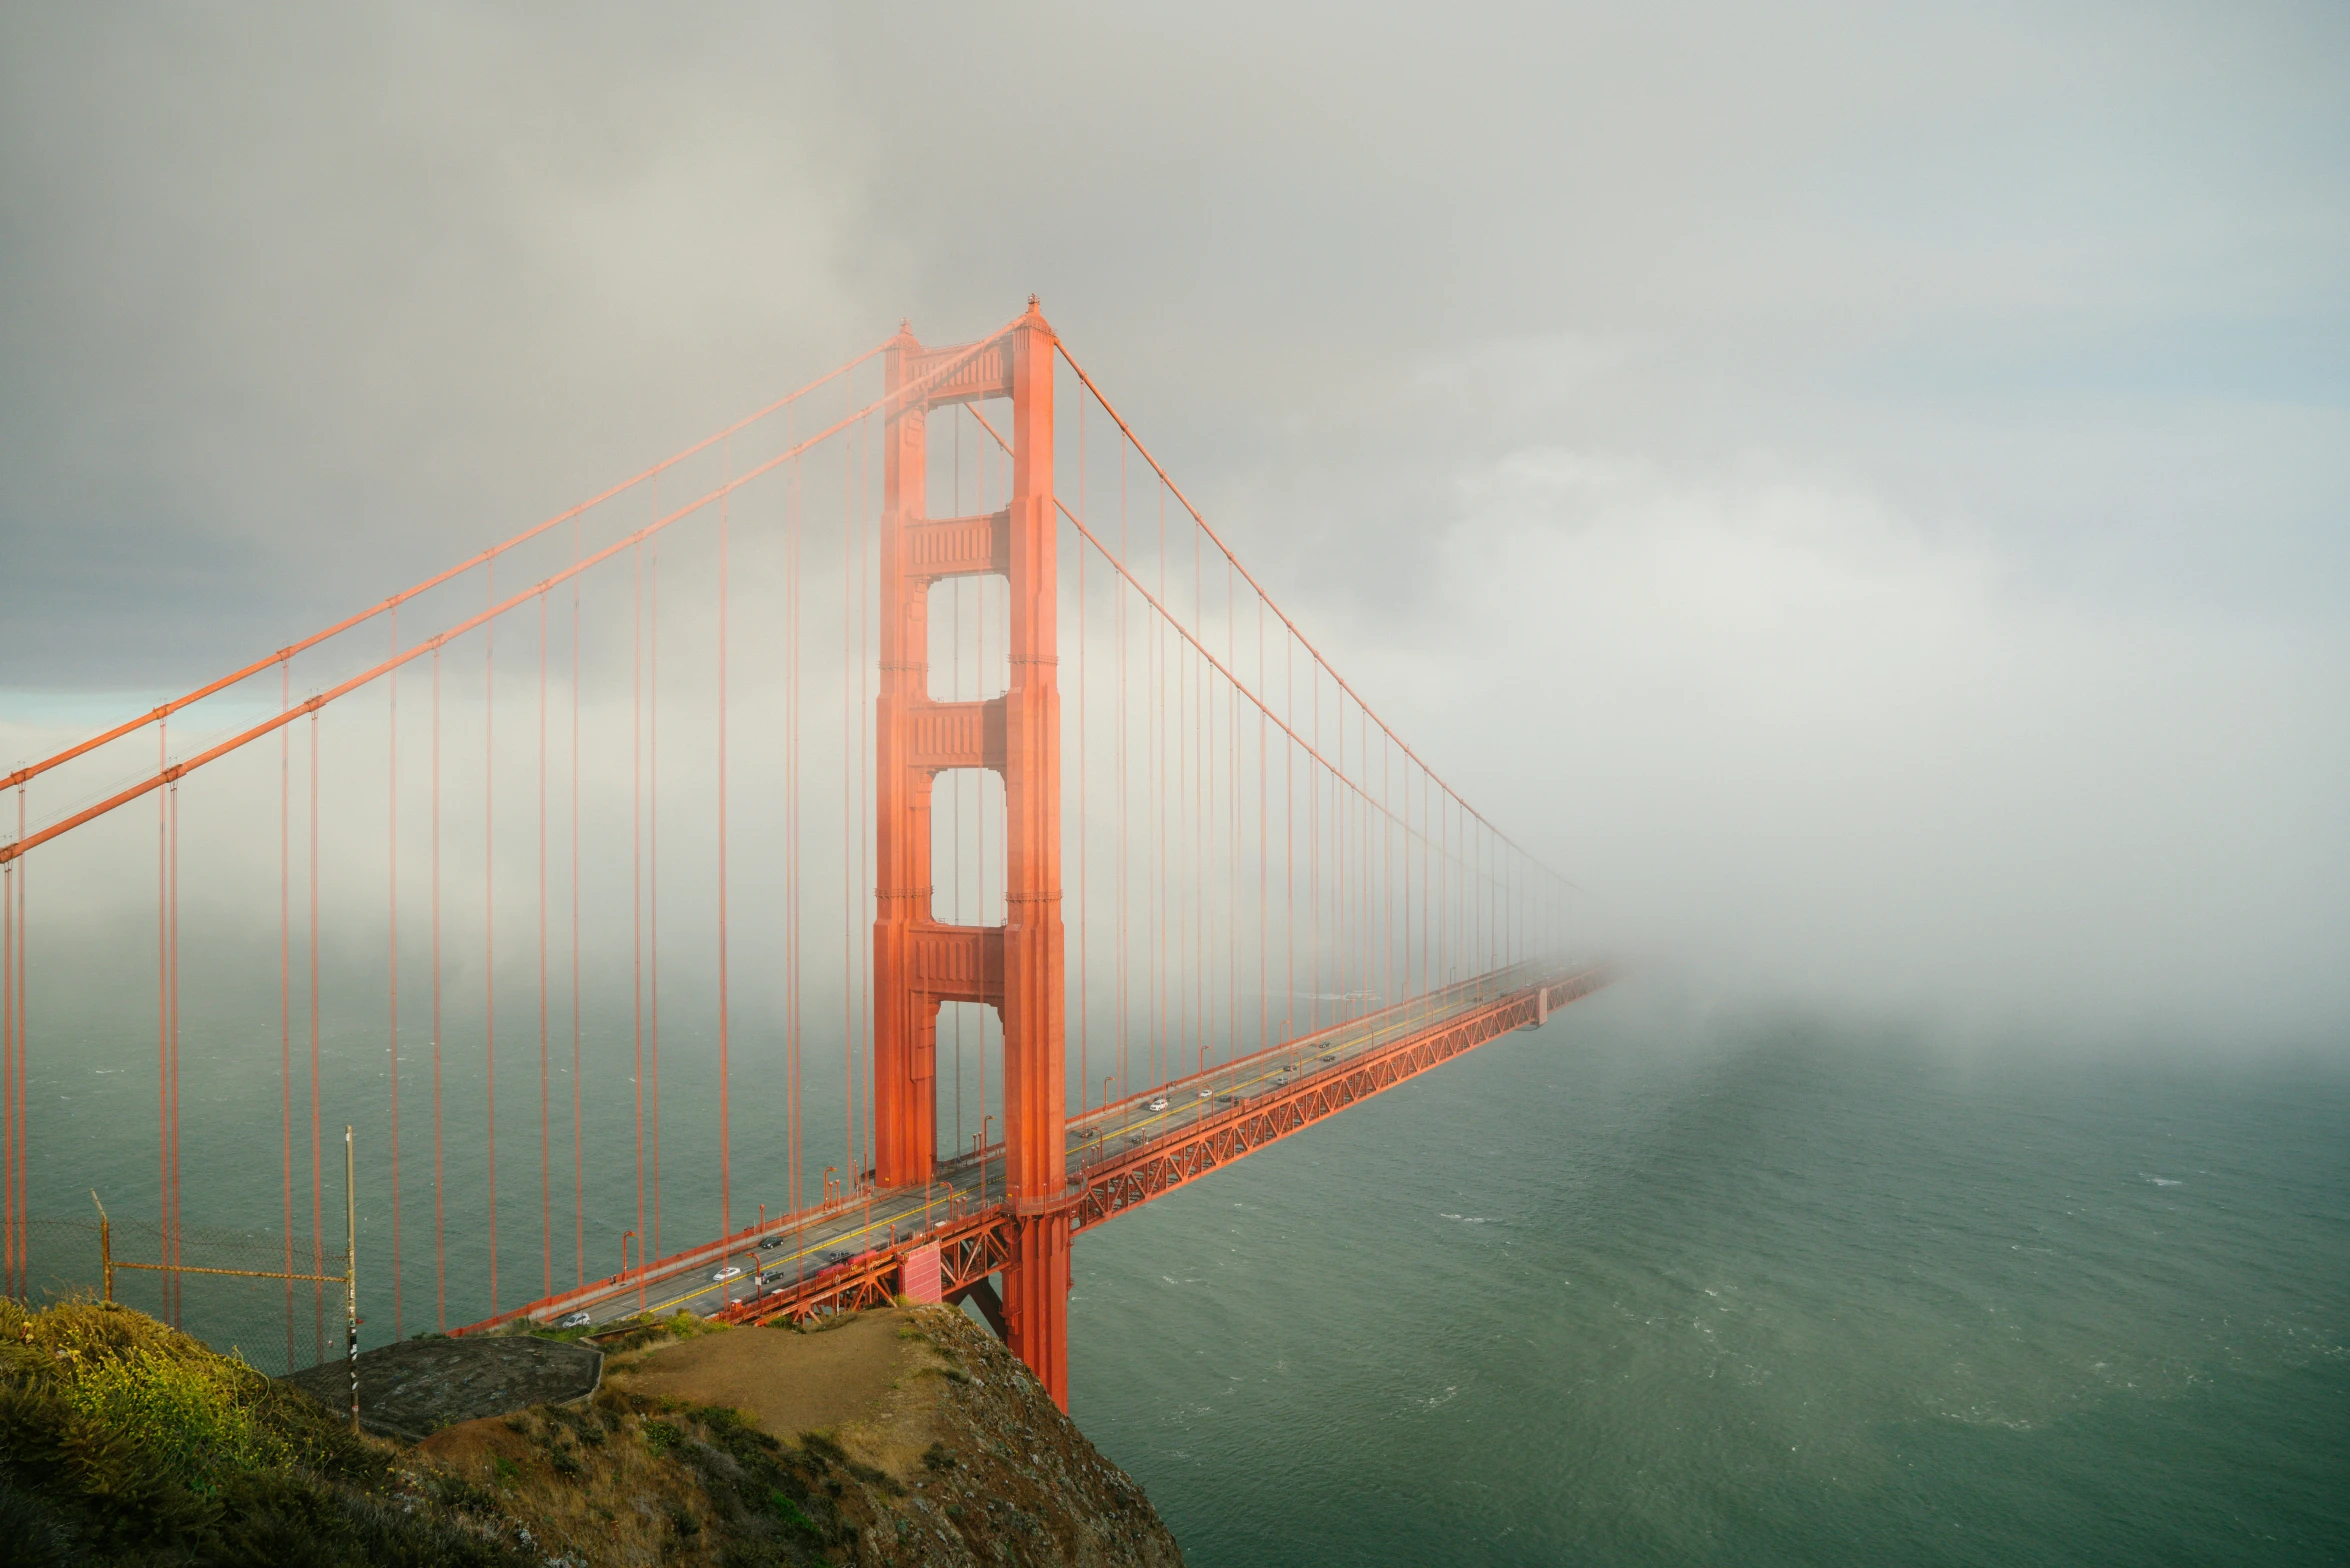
[92,1191,111,1303]
[344,1124,358,1433]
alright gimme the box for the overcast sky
[3,3,2344,1040]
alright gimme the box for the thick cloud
[3,2,2344,1036]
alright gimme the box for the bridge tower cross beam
[873,299,1069,1407]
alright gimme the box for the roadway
[515,961,1562,1333]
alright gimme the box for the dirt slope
[415,1305,1185,1567]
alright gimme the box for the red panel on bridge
[901,1242,943,1305]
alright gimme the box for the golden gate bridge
[0,299,1608,1409]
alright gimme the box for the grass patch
[0,1297,534,1565]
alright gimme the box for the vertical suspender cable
[841,404,850,1189]
[538,590,551,1298]
[842,405,856,1185]
[432,650,445,1328]
[716,454,732,1243]
[1077,454,1087,1115]
[154,725,166,1314]
[281,664,294,1367]
[485,574,499,1312]
[9,791,20,1290]
[1154,481,1165,1088]
[158,746,170,1323]
[632,541,645,1304]
[389,615,403,1335]
[1,820,12,1298]
[951,555,964,1147]
[10,790,21,1292]
[169,776,183,1318]
[950,422,964,1147]
[1116,439,1127,1103]
[307,713,323,1355]
[167,778,182,1317]
[571,526,584,1286]
[2,819,12,1296]
[648,541,660,1256]
[786,434,802,1219]
[1193,519,1204,1073]
[975,559,985,1124]
[859,417,874,1178]
[1177,525,1189,1075]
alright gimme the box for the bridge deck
[454,961,1613,1338]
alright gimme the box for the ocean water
[1064,986,2350,1567]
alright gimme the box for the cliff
[0,1296,1183,1568]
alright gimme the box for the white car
[712,1265,744,1283]
[1198,1088,1213,1098]
[1148,1096,1169,1112]
[556,1310,592,1330]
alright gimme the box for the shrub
[768,1488,823,1537]
[0,1301,540,1564]
[61,1342,286,1495]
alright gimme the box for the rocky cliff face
[413,1303,1186,1568]
[824,1306,1183,1568]
[1,1297,1184,1568]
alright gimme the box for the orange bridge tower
[872,301,1070,1405]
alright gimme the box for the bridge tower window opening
[927,575,1010,705]
[930,768,1005,930]
[933,999,1001,1172]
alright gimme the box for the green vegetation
[537,1307,712,1354]
[0,1297,535,1566]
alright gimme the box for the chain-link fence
[8,1213,347,1378]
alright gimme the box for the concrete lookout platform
[284,1334,602,1443]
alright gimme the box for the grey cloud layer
[3,2,2343,1034]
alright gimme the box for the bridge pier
[1004,1208,1071,1405]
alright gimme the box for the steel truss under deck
[718,963,1614,1328]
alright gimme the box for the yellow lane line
[617,1193,979,1319]
[1062,1004,1479,1163]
